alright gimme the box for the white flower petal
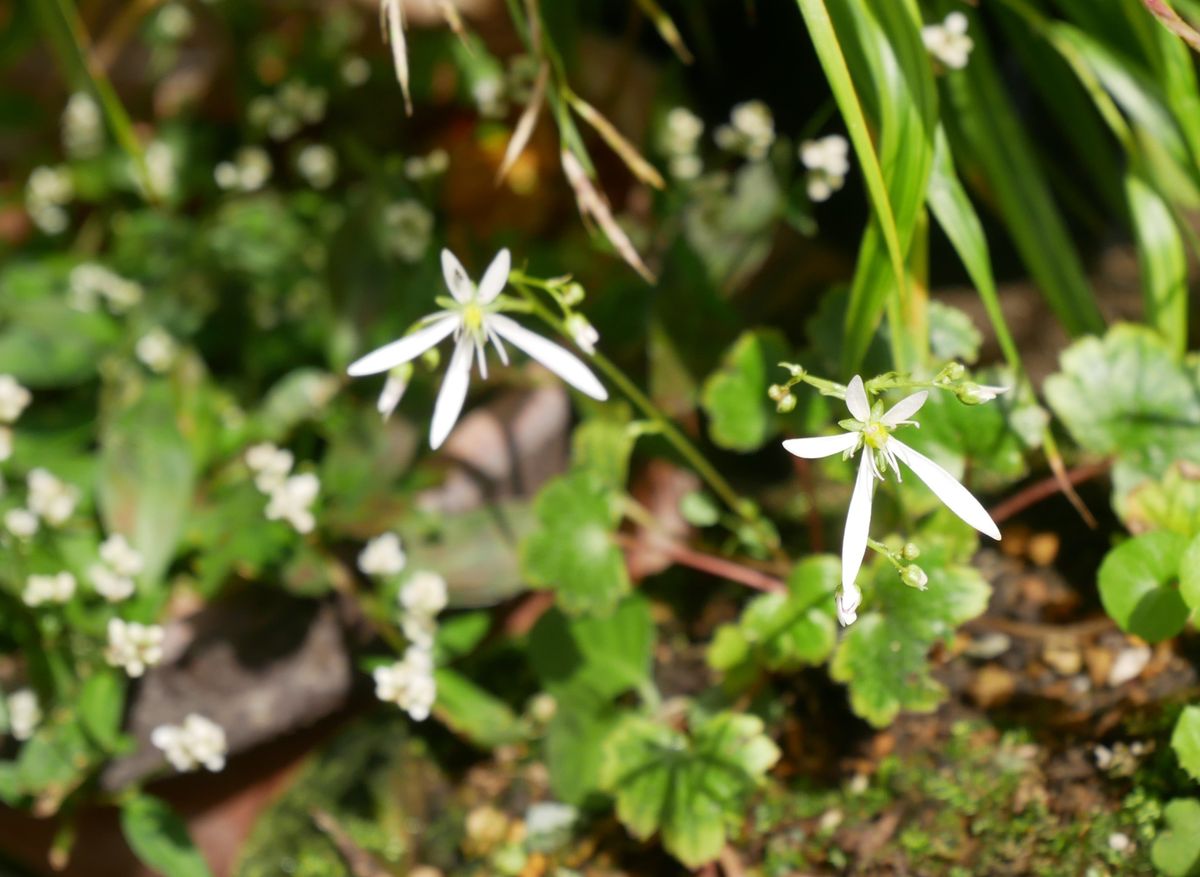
[888,438,1001,539]
[845,375,870,422]
[881,391,928,427]
[347,315,458,376]
[836,582,861,627]
[476,248,511,303]
[440,249,474,303]
[782,432,859,459]
[842,452,876,595]
[430,336,474,449]
[488,314,608,400]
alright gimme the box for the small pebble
[818,808,843,833]
[1028,532,1060,566]
[1107,646,1151,687]
[847,773,869,795]
[1042,639,1082,676]
[965,632,1012,660]
[1108,832,1131,853]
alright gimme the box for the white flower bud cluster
[151,714,228,773]
[0,374,31,465]
[295,144,338,190]
[357,532,406,578]
[6,689,41,742]
[383,200,435,263]
[922,12,974,71]
[799,135,850,203]
[245,443,321,534]
[68,263,144,314]
[370,565,448,722]
[404,149,449,181]
[715,100,775,161]
[659,107,704,182]
[88,533,144,603]
[104,618,165,678]
[27,468,80,527]
[61,92,104,159]
[25,166,74,235]
[373,646,437,722]
[247,81,327,142]
[214,146,273,192]
[23,572,76,607]
[136,328,178,373]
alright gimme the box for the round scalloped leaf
[1097,531,1190,643]
[1172,706,1200,783]
[1152,799,1200,877]
[700,329,789,452]
[1123,463,1200,538]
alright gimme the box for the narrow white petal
[845,375,870,422]
[429,337,474,449]
[842,453,875,594]
[477,248,511,303]
[489,314,608,400]
[348,315,458,376]
[440,249,474,303]
[782,432,858,459]
[836,582,861,627]
[889,438,1001,539]
[881,391,928,426]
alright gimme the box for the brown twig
[989,459,1111,525]
[967,614,1115,641]
[616,532,787,593]
[1143,0,1200,53]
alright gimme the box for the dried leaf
[569,93,666,190]
[634,0,694,63]
[497,61,550,186]
[560,149,656,284]
[380,0,413,116]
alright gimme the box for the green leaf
[529,596,654,705]
[255,368,340,442]
[120,794,213,877]
[433,612,491,663]
[571,417,636,491]
[1126,172,1188,358]
[16,721,95,814]
[832,553,990,726]
[1172,706,1200,782]
[1097,531,1191,643]
[1124,463,1200,538]
[78,670,125,753]
[1044,325,1200,507]
[544,703,622,808]
[1182,535,1200,614]
[600,711,780,869]
[433,668,526,748]
[98,381,197,586]
[521,471,630,616]
[700,329,789,452]
[1152,799,1200,877]
[927,301,982,365]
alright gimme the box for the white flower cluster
[358,532,406,578]
[61,92,104,159]
[472,76,508,119]
[27,468,80,527]
[151,714,228,773]
[246,443,320,533]
[399,570,448,649]
[383,200,435,263]
[136,328,177,373]
[248,81,328,142]
[214,146,273,192]
[404,149,449,181]
[715,100,775,161]
[6,689,40,742]
[799,135,851,203]
[373,646,437,722]
[25,166,74,235]
[105,618,165,678]
[659,107,705,181]
[0,374,31,464]
[296,144,338,190]
[4,509,38,540]
[23,572,76,607]
[922,12,974,70]
[89,533,144,603]
[69,263,144,314]
[137,141,178,200]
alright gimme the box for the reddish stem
[989,459,1111,524]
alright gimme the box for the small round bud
[901,542,920,561]
[561,282,586,306]
[936,362,966,383]
[900,564,928,590]
[779,362,806,379]
[775,393,797,414]
[768,384,789,403]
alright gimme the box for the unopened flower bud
[936,362,966,383]
[956,382,1006,405]
[779,362,806,379]
[901,542,920,561]
[560,282,586,306]
[768,383,789,402]
[775,393,797,413]
[900,564,928,590]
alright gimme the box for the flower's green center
[863,421,890,450]
[462,302,485,334]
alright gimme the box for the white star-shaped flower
[348,249,608,449]
[922,12,974,70]
[783,376,1000,626]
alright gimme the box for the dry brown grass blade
[380,0,413,116]
[560,149,657,283]
[496,61,550,186]
[436,0,470,46]
[568,93,666,190]
[634,0,694,63]
[1143,0,1200,53]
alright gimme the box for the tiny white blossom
[783,376,1001,625]
[89,563,136,602]
[661,107,704,158]
[0,426,11,463]
[373,647,436,721]
[401,570,448,617]
[245,443,294,493]
[23,572,76,607]
[26,166,74,234]
[152,713,227,773]
[714,100,775,161]
[565,314,599,356]
[404,149,449,180]
[0,375,31,423]
[265,472,320,533]
[62,92,104,159]
[669,154,703,182]
[296,144,338,190]
[6,689,41,742]
[923,12,974,70]
[347,249,608,449]
[100,533,144,578]
[136,328,177,373]
[800,135,851,202]
[472,76,508,118]
[383,200,434,263]
[105,618,165,678]
[402,611,438,649]
[358,532,407,577]
[27,468,80,526]
[215,146,273,192]
[4,508,38,539]
[68,263,143,314]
